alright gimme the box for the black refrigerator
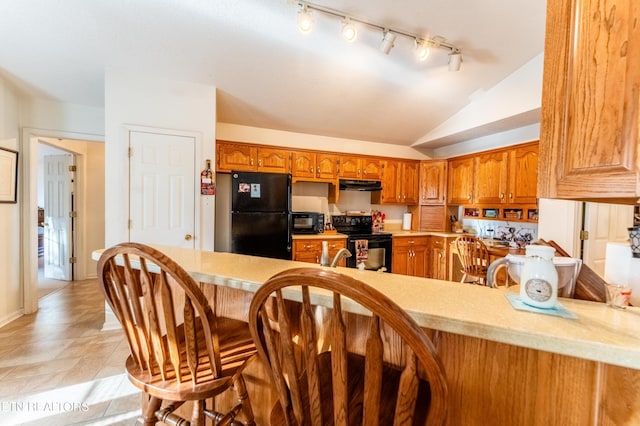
[231,171,292,260]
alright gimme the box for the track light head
[380,31,396,54]
[341,18,357,42]
[448,51,462,71]
[297,6,313,33]
[415,39,430,61]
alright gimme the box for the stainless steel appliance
[331,214,392,272]
[217,171,292,260]
[292,212,325,234]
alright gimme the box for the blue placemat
[505,293,578,319]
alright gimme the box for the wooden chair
[97,242,257,426]
[248,267,448,426]
[454,235,491,285]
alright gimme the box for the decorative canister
[519,245,558,309]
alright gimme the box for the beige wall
[0,77,22,326]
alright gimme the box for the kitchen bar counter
[93,246,640,424]
[93,245,639,369]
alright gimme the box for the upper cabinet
[508,143,539,204]
[291,150,337,182]
[448,142,539,206]
[374,160,419,204]
[474,151,509,204]
[539,0,640,203]
[338,156,382,180]
[447,156,475,204]
[217,141,289,173]
[419,160,448,205]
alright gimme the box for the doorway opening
[34,137,105,300]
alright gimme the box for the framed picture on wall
[0,147,18,203]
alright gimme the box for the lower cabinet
[293,238,346,266]
[393,235,452,279]
[392,236,429,277]
[430,236,449,280]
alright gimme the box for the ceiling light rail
[292,0,462,70]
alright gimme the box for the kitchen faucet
[330,248,352,267]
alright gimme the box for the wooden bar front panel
[201,284,640,425]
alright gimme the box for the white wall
[0,77,22,326]
[104,69,216,248]
[217,123,430,160]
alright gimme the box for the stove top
[331,214,391,238]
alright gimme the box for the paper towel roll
[604,242,640,306]
[402,213,412,230]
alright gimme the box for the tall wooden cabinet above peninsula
[539,0,640,203]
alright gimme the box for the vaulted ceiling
[0,0,547,151]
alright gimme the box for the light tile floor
[0,279,142,425]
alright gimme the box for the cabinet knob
[250,159,254,166]
[258,159,263,167]
[509,192,513,199]
[310,167,313,173]
[317,166,320,175]
[467,194,472,200]
[500,193,505,199]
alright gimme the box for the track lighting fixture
[292,1,462,69]
[297,5,313,33]
[415,39,430,61]
[341,18,357,42]
[448,50,462,72]
[380,31,396,55]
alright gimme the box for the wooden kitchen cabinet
[429,236,449,280]
[474,150,509,204]
[392,236,429,277]
[257,147,290,173]
[291,150,337,182]
[419,160,448,204]
[293,238,346,266]
[216,141,289,173]
[447,156,475,204]
[508,143,539,204]
[216,141,257,172]
[374,160,419,205]
[338,156,382,180]
[539,0,640,203]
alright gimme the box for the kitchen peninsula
[94,245,640,425]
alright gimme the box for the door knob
[185,234,193,241]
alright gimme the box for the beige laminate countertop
[92,245,640,370]
[292,233,347,240]
[389,230,460,238]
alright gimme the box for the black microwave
[292,212,325,234]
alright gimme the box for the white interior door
[583,202,634,277]
[129,131,196,248]
[44,154,75,280]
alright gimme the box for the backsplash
[292,182,407,223]
[462,218,538,246]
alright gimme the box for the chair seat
[126,316,256,402]
[270,351,432,426]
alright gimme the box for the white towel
[355,240,368,263]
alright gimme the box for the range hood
[339,179,383,191]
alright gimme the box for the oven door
[346,234,392,272]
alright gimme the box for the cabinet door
[361,158,382,180]
[509,144,539,204]
[339,156,361,179]
[216,142,257,172]
[539,0,640,202]
[418,205,447,232]
[293,240,321,264]
[412,244,429,278]
[420,160,447,204]
[292,151,316,179]
[379,160,401,203]
[401,161,420,205]
[327,240,346,267]
[447,157,475,204]
[316,153,338,180]
[474,151,508,204]
[430,237,448,280]
[391,244,410,276]
[258,148,290,173]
